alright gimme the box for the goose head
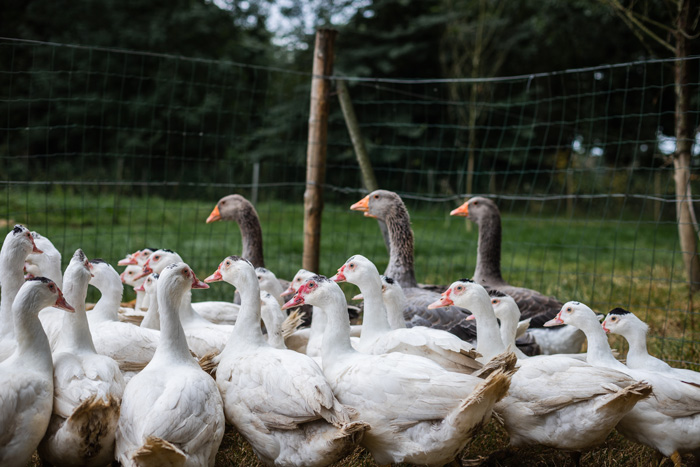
[281,268,315,296]
[281,275,340,311]
[120,265,147,288]
[350,189,404,221]
[118,248,157,266]
[21,276,74,313]
[428,279,490,317]
[157,262,208,300]
[450,197,500,225]
[204,255,255,289]
[87,259,122,292]
[3,225,42,261]
[601,307,648,337]
[331,254,381,289]
[135,249,183,280]
[206,194,256,224]
[489,291,520,325]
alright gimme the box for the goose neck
[474,212,505,285]
[153,285,196,365]
[239,208,265,268]
[384,207,417,288]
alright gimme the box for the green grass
[7,186,698,466]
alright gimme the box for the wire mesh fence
[1,36,698,368]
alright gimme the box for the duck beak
[192,272,209,289]
[54,290,75,313]
[30,237,43,254]
[204,269,223,283]
[282,293,304,310]
[133,265,152,281]
[465,314,476,321]
[601,321,610,334]
[543,313,564,327]
[351,293,363,301]
[450,202,469,217]
[118,255,137,266]
[428,293,453,309]
[281,284,296,296]
[206,205,222,224]
[330,265,346,283]
[134,283,145,292]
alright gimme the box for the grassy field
[6,187,698,466]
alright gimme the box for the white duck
[117,247,156,267]
[205,256,368,466]
[38,249,125,467]
[430,280,652,454]
[602,307,700,384]
[120,264,148,313]
[84,259,160,371]
[545,301,700,466]
[0,225,42,362]
[119,247,157,312]
[116,262,224,466]
[25,231,62,286]
[282,275,514,466]
[0,277,74,466]
[256,266,286,306]
[332,255,481,374]
[136,249,232,355]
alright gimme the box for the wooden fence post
[303,29,337,273]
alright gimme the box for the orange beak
[450,202,469,217]
[206,205,222,224]
[350,196,376,218]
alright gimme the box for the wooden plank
[303,29,337,273]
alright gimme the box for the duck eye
[128,271,133,275]
[154,256,160,260]
[349,263,354,269]
[456,286,462,291]
[611,317,616,321]
[309,282,315,288]
[566,307,572,313]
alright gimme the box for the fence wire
[1,37,698,368]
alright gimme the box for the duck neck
[153,286,195,365]
[385,297,407,329]
[469,294,506,360]
[134,289,145,311]
[57,278,96,354]
[474,212,505,285]
[355,276,392,344]
[578,318,628,370]
[42,255,64,288]
[0,246,28,339]
[383,206,418,288]
[239,206,265,269]
[229,271,266,349]
[178,290,198,323]
[307,305,326,355]
[321,291,356,360]
[622,327,650,361]
[140,291,160,330]
[13,296,53,373]
[497,313,519,352]
[91,278,123,322]
[261,301,286,349]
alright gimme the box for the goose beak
[282,293,304,310]
[428,293,453,309]
[206,205,222,224]
[204,269,223,283]
[543,313,564,327]
[350,196,376,218]
[118,255,137,266]
[54,290,75,313]
[450,202,469,217]
[191,272,209,289]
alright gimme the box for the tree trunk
[673,0,700,293]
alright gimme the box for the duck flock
[1,190,699,467]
